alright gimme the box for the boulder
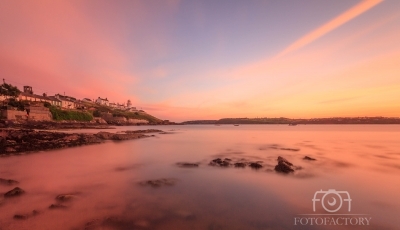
[0,178,19,186]
[4,187,25,197]
[274,156,295,173]
[209,158,230,167]
[303,156,316,161]
[249,162,263,169]
[176,162,199,168]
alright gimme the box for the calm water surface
[0,125,399,230]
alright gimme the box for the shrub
[49,106,93,121]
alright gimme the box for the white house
[95,97,109,106]
[55,94,77,109]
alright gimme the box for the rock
[176,162,199,168]
[0,178,19,186]
[95,132,114,140]
[234,162,246,168]
[249,162,263,169]
[139,178,177,188]
[209,158,230,167]
[4,187,25,197]
[274,156,295,173]
[280,148,300,151]
[49,204,68,209]
[13,214,28,220]
[56,194,76,202]
[303,156,316,161]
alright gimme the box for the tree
[0,83,21,99]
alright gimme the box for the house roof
[48,96,62,102]
[97,97,109,101]
[20,92,50,101]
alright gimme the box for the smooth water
[0,125,399,230]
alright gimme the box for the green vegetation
[0,83,21,98]
[7,98,25,111]
[49,106,93,121]
[111,109,161,123]
[81,101,161,123]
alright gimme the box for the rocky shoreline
[0,128,163,155]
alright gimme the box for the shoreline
[0,128,163,156]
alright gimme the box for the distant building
[108,102,115,108]
[127,99,132,108]
[18,86,52,104]
[55,94,77,109]
[82,98,92,102]
[95,97,109,106]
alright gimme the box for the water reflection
[0,125,400,229]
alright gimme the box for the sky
[1,0,399,122]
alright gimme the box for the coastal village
[0,83,166,125]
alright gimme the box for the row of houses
[15,86,137,111]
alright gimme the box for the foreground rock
[138,178,177,188]
[274,156,297,173]
[13,210,40,220]
[1,120,111,130]
[4,187,25,197]
[0,178,19,186]
[303,156,316,161]
[176,162,199,168]
[209,158,264,169]
[0,129,160,155]
[56,194,77,202]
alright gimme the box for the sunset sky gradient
[1,0,399,121]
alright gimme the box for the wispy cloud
[277,0,383,57]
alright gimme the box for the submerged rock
[303,156,316,161]
[234,162,246,168]
[176,162,199,168]
[139,178,177,188]
[56,194,76,202]
[13,210,40,220]
[209,158,230,167]
[0,178,19,186]
[274,156,296,173]
[249,162,263,169]
[4,187,25,197]
[49,204,68,209]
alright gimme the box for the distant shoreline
[181,117,400,125]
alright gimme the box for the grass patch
[50,106,93,121]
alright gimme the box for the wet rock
[56,194,76,202]
[249,162,263,169]
[4,187,25,197]
[209,158,230,167]
[13,214,28,220]
[280,148,300,151]
[13,210,40,220]
[274,156,295,173]
[94,132,114,140]
[125,129,163,134]
[139,178,177,188]
[303,156,316,161]
[234,162,247,168]
[176,162,199,168]
[0,178,19,186]
[49,204,68,209]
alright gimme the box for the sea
[0,125,399,230]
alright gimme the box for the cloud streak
[277,0,383,57]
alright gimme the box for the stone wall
[1,106,52,121]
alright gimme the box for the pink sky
[1,0,399,121]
